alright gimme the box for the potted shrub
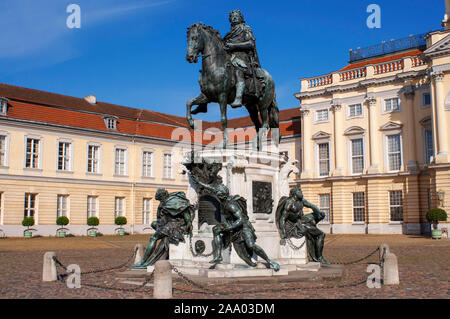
[22,217,35,238]
[115,216,127,236]
[426,208,448,239]
[87,216,99,237]
[56,216,69,238]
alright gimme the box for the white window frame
[352,192,366,223]
[384,133,403,172]
[315,141,331,177]
[383,97,401,113]
[423,127,434,165]
[314,108,329,123]
[114,197,125,219]
[24,193,38,222]
[0,132,10,167]
[318,194,331,223]
[24,136,42,169]
[163,152,174,179]
[142,198,153,225]
[57,195,69,219]
[86,143,101,174]
[389,190,404,222]
[0,97,8,115]
[142,149,154,178]
[348,137,365,175]
[87,196,98,219]
[57,139,73,172]
[104,117,117,130]
[347,103,363,119]
[114,146,128,176]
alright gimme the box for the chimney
[443,0,450,30]
[84,95,96,104]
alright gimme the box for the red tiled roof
[0,83,300,144]
[339,49,423,71]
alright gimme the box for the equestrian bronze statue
[275,186,329,264]
[186,10,280,148]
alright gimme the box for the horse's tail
[269,94,280,129]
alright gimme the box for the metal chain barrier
[189,235,214,258]
[170,247,382,296]
[53,247,138,275]
[328,247,380,265]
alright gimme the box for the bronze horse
[186,23,279,149]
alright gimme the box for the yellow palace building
[295,7,450,234]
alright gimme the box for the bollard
[383,252,399,285]
[42,252,58,282]
[153,260,172,299]
[134,244,145,264]
[379,244,390,262]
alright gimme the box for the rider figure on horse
[224,10,261,108]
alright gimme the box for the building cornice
[295,70,426,100]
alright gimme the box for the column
[432,71,448,163]
[404,84,418,171]
[331,103,345,176]
[366,97,379,173]
[300,109,313,178]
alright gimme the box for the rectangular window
[24,193,36,218]
[57,195,68,218]
[353,192,366,222]
[423,93,431,106]
[87,196,97,218]
[58,142,71,171]
[114,197,125,218]
[384,98,400,112]
[387,134,402,171]
[0,98,7,115]
[318,143,330,176]
[115,148,126,175]
[425,129,434,164]
[163,153,173,179]
[315,109,329,122]
[0,136,6,166]
[87,145,100,173]
[25,138,40,168]
[351,138,364,174]
[143,198,152,225]
[319,194,331,223]
[389,190,403,221]
[142,151,153,177]
[348,103,362,117]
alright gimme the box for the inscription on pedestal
[252,181,273,214]
[198,195,221,228]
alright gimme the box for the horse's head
[186,23,204,63]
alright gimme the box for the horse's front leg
[186,93,208,129]
[219,93,228,149]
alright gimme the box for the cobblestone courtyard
[0,234,448,299]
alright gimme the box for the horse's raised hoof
[191,104,207,115]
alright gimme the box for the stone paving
[0,234,448,299]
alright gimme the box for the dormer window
[0,97,9,115]
[104,116,117,130]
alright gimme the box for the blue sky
[0,0,444,122]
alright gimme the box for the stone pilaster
[365,96,379,173]
[331,103,345,176]
[432,71,448,163]
[300,109,313,178]
[404,84,418,171]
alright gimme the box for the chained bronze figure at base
[276,186,329,264]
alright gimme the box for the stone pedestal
[168,149,307,277]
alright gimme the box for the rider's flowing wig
[229,10,245,24]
